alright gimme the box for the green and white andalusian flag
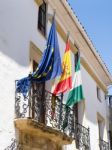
[66,51,84,107]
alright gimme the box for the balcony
[99,139,109,150]
[4,139,21,150]
[15,81,90,149]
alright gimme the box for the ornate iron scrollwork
[75,123,90,150]
[4,138,21,150]
[15,80,90,149]
[99,139,109,150]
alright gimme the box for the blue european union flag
[32,18,62,81]
[16,18,62,96]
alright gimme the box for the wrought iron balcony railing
[99,139,109,150]
[75,123,90,150]
[4,138,21,150]
[15,81,90,149]
[109,131,112,150]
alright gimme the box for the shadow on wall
[0,0,38,66]
[78,100,85,125]
[0,36,29,67]
[81,65,103,126]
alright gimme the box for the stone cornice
[15,119,73,145]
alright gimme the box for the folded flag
[53,39,72,95]
[66,51,84,107]
[16,76,31,97]
[16,18,62,97]
[63,51,84,130]
[32,18,62,81]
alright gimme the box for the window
[97,113,105,140]
[75,51,79,68]
[32,60,45,123]
[97,87,102,101]
[98,120,103,140]
[30,42,45,123]
[109,131,112,149]
[38,1,47,36]
[109,96,112,107]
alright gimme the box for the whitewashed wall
[0,0,109,150]
[63,65,109,150]
[0,0,46,149]
[81,65,109,150]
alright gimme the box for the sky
[68,0,112,94]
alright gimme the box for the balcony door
[74,52,79,123]
[32,60,45,123]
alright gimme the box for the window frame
[97,86,102,102]
[97,113,105,140]
[38,0,47,37]
[30,41,46,123]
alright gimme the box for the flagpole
[53,9,56,20]
[73,49,80,123]
[66,31,70,42]
[60,31,70,100]
[58,32,70,129]
[58,93,63,129]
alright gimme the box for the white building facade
[0,0,112,150]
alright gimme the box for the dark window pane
[38,1,46,36]
[32,60,45,123]
[97,87,101,101]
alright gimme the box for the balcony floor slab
[14,118,73,146]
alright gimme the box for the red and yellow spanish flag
[53,40,72,95]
